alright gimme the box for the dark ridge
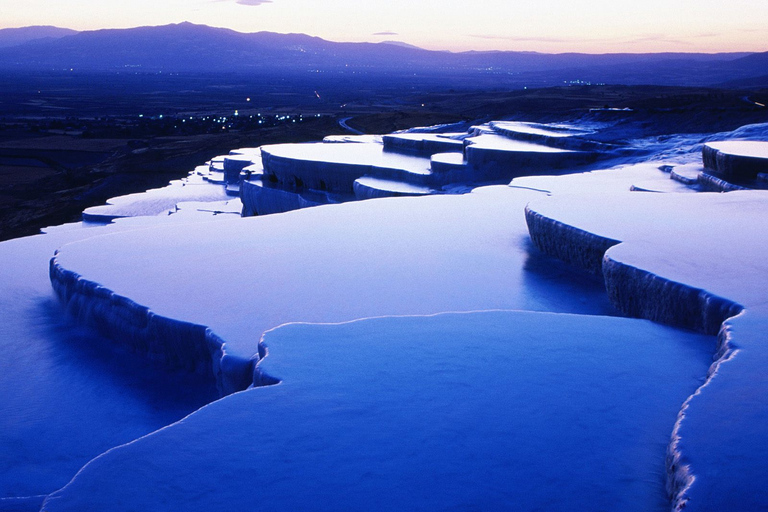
[0,23,763,87]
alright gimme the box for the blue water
[0,231,218,502]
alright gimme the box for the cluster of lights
[564,80,606,86]
[134,112,322,127]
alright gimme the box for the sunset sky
[2,0,767,54]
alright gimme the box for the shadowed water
[0,294,218,502]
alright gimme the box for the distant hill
[0,22,763,88]
[706,51,768,88]
[380,41,423,50]
[0,23,423,72]
[722,51,768,72]
[0,26,78,48]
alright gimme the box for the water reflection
[521,236,618,316]
[0,296,218,500]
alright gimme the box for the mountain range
[0,22,765,87]
[0,26,78,48]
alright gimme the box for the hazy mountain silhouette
[380,41,423,50]
[723,51,768,72]
[0,22,763,87]
[0,23,428,72]
[714,52,768,87]
[0,26,78,48]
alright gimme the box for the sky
[1,0,767,54]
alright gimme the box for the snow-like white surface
[42,311,713,512]
[527,190,768,307]
[228,147,261,158]
[465,133,573,153]
[6,118,768,510]
[510,161,690,195]
[704,140,768,158]
[491,120,593,138]
[383,132,464,142]
[430,152,465,165]
[261,142,433,175]
[322,134,382,144]
[382,132,465,152]
[82,174,230,221]
[208,157,225,172]
[668,163,703,185]
[223,154,253,165]
[353,176,433,195]
[630,178,697,193]
[175,198,242,216]
[53,186,616,368]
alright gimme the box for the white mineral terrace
[4,119,768,510]
[430,152,465,165]
[524,187,768,511]
[384,132,464,142]
[490,120,595,138]
[465,133,574,152]
[702,140,768,180]
[704,140,768,159]
[525,190,768,308]
[323,134,382,144]
[382,132,465,153]
[81,171,231,222]
[261,141,432,175]
[353,176,433,196]
[55,187,601,391]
